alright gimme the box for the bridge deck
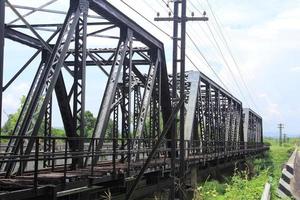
[0,139,268,198]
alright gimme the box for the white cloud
[105,0,300,133]
[257,92,282,122]
[2,82,29,114]
[290,67,300,72]
[3,0,300,134]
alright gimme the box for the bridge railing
[0,135,267,191]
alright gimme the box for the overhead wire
[157,0,230,91]
[206,23,247,102]
[195,0,259,110]
[205,0,259,110]
[184,18,240,94]
[187,0,248,105]
[119,0,241,92]
[120,0,172,38]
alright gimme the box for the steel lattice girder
[243,108,263,143]
[0,0,4,140]
[1,0,172,176]
[183,71,243,153]
[0,1,268,198]
[4,2,83,176]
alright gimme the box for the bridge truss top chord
[0,1,267,199]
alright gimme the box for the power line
[188,1,247,104]
[185,33,229,91]
[203,0,259,110]
[120,0,255,98]
[186,16,222,63]
[120,0,227,90]
[120,0,172,38]
[140,0,157,13]
[157,0,230,91]
[185,23,239,97]
[205,23,247,102]
[156,0,172,14]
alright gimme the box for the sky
[2,0,300,137]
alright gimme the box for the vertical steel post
[52,139,55,171]
[179,0,187,198]
[73,0,88,168]
[170,1,179,199]
[64,139,68,187]
[127,35,133,169]
[0,0,5,144]
[261,118,263,144]
[278,123,284,146]
[34,137,39,190]
[112,90,119,178]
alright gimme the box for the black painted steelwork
[243,108,263,145]
[0,1,268,199]
[0,0,4,146]
[181,71,244,156]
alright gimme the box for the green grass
[194,138,299,200]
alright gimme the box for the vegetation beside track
[194,138,299,200]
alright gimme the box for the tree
[84,111,96,137]
[84,111,114,138]
[52,128,65,137]
[106,118,114,139]
[2,96,26,135]
[1,97,115,139]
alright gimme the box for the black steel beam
[3,29,60,91]
[0,0,4,141]
[55,72,77,138]
[89,0,164,50]
[5,1,52,50]
[7,22,112,28]
[6,6,82,176]
[123,58,147,85]
[200,71,242,104]
[179,2,187,194]
[125,96,184,200]
[23,8,81,154]
[64,59,149,66]
[160,52,172,140]
[170,2,179,198]
[70,47,149,54]
[90,28,131,165]
[4,26,43,49]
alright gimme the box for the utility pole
[278,123,284,146]
[155,1,208,199]
[170,1,179,199]
[0,0,5,147]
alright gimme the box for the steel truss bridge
[0,0,268,199]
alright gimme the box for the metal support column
[0,0,5,145]
[154,2,208,199]
[43,94,52,167]
[112,89,120,178]
[73,0,88,168]
[179,2,187,198]
[171,1,179,199]
[125,97,184,200]
[121,36,132,172]
[89,29,132,165]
